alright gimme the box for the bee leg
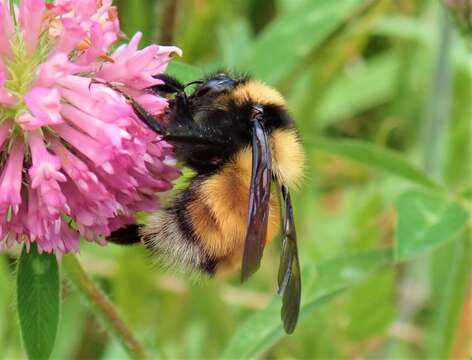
[108,224,141,245]
[128,97,167,135]
[93,78,226,148]
[171,91,194,126]
[90,79,166,135]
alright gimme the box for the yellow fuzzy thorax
[231,80,287,107]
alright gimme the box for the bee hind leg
[108,224,141,245]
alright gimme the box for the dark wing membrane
[240,120,272,282]
[278,185,301,334]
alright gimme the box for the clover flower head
[0,0,181,253]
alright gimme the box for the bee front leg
[90,79,166,135]
[171,91,195,127]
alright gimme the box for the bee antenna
[184,80,204,88]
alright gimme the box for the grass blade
[222,249,392,359]
[313,137,442,189]
[240,0,363,85]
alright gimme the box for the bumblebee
[105,72,305,333]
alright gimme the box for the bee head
[190,73,238,98]
[188,74,294,134]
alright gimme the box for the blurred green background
[1,0,471,358]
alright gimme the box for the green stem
[422,8,453,181]
[422,7,472,358]
[428,235,472,357]
[62,254,148,360]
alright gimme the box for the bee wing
[278,185,301,334]
[240,119,272,282]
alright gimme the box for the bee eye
[193,76,236,97]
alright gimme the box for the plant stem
[62,253,148,360]
[160,0,180,45]
[422,7,453,181]
[116,0,154,44]
[421,7,472,358]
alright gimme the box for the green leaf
[313,137,442,189]
[222,292,341,360]
[166,61,203,84]
[17,244,60,360]
[317,54,399,127]
[276,0,307,14]
[240,0,363,85]
[218,19,253,68]
[222,249,392,359]
[394,190,469,261]
[374,16,472,75]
